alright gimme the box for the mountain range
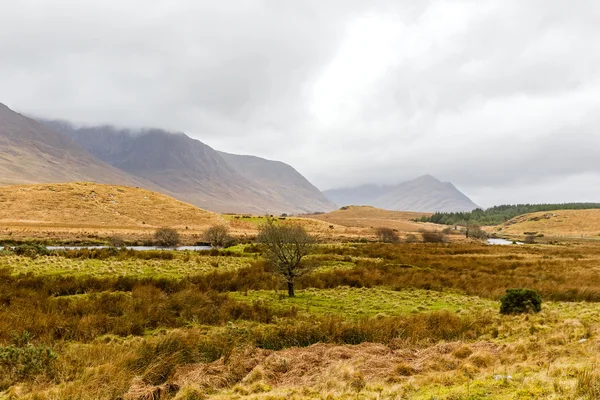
[324,175,480,212]
[38,119,336,214]
[0,102,478,214]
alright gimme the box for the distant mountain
[324,175,479,212]
[217,151,334,213]
[0,103,147,187]
[40,119,336,214]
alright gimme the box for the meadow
[2,241,600,399]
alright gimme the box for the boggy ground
[2,241,600,399]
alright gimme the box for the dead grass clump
[394,362,416,376]
[467,350,495,368]
[452,345,473,359]
[576,366,600,398]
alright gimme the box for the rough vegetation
[2,233,600,398]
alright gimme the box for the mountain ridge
[38,118,336,214]
[324,175,479,212]
[0,103,153,188]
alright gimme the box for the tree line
[420,203,600,226]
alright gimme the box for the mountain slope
[324,175,479,212]
[217,151,336,213]
[0,103,146,187]
[0,182,222,228]
[42,120,334,214]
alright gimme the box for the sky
[1,0,599,208]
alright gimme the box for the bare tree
[154,227,180,247]
[257,219,316,297]
[466,225,488,240]
[204,224,231,247]
[375,227,400,243]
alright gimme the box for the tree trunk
[287,281,295,297]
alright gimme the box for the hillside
[426,202,600,226]
[0,103,146,187]
[499,209,600,238]
[307,205,440,233]
[324,175,479,212]
[41,120,335,214]
[217,151,335,213]
[0,182,222,229]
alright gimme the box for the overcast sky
[1,0,599,207]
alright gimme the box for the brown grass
[306,206,453,241]
[498,209,600,239]
[0,182,227,244]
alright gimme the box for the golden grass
[0,182,222,228]
[306,205,447,235]
[498,209,600,239]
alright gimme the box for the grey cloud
[1,0,599,207]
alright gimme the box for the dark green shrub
[13,244,49,258]
[500,288,542,314]
[0,332,56,389]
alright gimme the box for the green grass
[231,287,496,318]
[3,254,255,278]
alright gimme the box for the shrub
[405,234,419,243]
[108,235,125,247]
[499,288,542,314]
[13,244,49,258]
[524,235,536,244]
[375,227,400,244]
[421,231,446,243]
[204,225,232,247]
[467,225,487,240]
[154,228,180,247]
[0,332,57,389]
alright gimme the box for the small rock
[579,338,588,343]
[494,375,513,381]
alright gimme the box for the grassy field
[307,205,441,234]
[498,209,600,239]
[2,240,600,398]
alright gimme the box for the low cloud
[1,0,599,207]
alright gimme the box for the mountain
[217,151,334,213]
[40,120,336,214]
[324,175,479,212]
[0,103,147,187]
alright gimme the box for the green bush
[13,244,49,258]
[0,332,56,389]
[500,288,542,314]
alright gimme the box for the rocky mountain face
[324,175,479,212]
[0,103,147,187]
[39,118,336,214]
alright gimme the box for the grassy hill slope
[307,205,438,232]
[499,209,600,238]
[0,182,223,229]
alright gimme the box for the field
[0,183,378,244]
[498,209,600,239]
[307,206,441,235]
[3,241,600,399]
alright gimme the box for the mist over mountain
[39,118,336,214]
[0,103,149,188]
[324,175,479,212]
